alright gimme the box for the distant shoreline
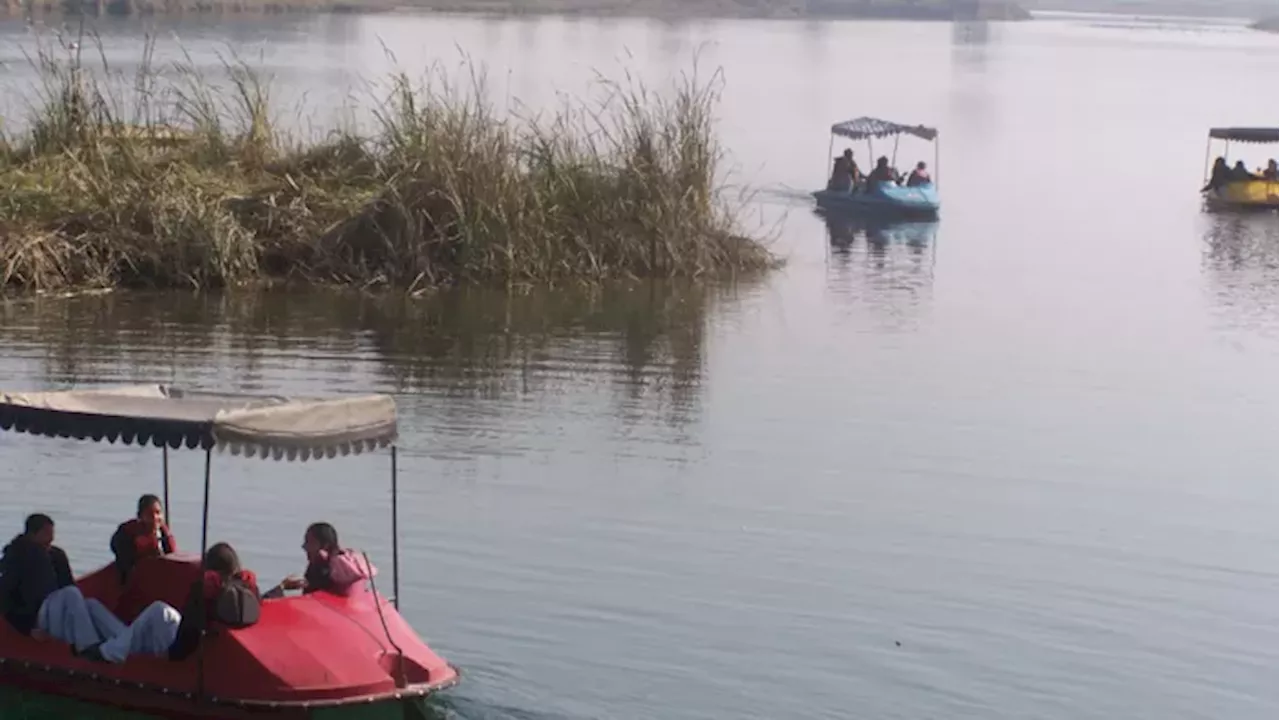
[1250,15,1278,32]
[0,0,1032,21]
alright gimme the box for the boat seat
[77,554,203,623]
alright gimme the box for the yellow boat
[1202,127,1278,211]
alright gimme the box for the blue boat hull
[813,183,940,218]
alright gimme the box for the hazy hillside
[1022,0,1275,19]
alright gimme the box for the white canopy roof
[0,385,397,461]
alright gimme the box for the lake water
[0,12,1277,720]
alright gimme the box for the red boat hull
[0,555,458,718]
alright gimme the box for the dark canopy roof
[1208,127,1278,144]
[0,385,398,461]
[830,117,938,142]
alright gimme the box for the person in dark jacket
[86,542,259,663]
[110,494,177,584]
[1202,157,1231,192]
[0,514,102,651]
[827,149,859,192]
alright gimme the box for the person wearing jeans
[0,514,103,652]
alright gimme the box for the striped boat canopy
[0,385,398,461]
[1208,127,1278,144]
[830,117,938,141]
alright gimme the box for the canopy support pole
[161,447,170,530]
[935,137,941,191]
[391,444,400,610]
[196,447,212,700]
[825,134,834,178]
[1198,135,1208,183]
[891,134,900,171]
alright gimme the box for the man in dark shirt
[0,514,103,651]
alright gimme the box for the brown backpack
[213,577,260,629]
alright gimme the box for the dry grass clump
[0,37,775,292]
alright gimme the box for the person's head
[1234,160,1247,169]
[842,148,853,160]
[136,494,164,531]
[916,161,927,170]
[24,514,54,547]
[1214,157,1228,168]
[204,542,241,577]
[876,156,889,168]
[1268,159,1277,170]
[303,522,340,564]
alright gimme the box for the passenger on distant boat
[1202,157,1231,191]
[110,494,178,583]
[1230,160,1261,181]
[266,522,376,598]
[82,542,261,663]
[867,156,897,186]
[906,162,932,187]
[0,513,103,652]
[828,149,859,191]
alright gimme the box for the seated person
[827,149,857,192]
[1263,159,1278,181]
[266,522,375,598]
[1230,160,1259,181]
[111,494,177,584]
[906,161,932,187]
[1202,157,1231,192]
[84,542,259,663]
[0,514,103,652]
[867,156,896,186]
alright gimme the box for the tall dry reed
[0,35,775,292]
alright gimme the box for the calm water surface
[0,13,1277,720]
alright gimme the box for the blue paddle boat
[813,117,941,218]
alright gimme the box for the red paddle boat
[0,385,459,719]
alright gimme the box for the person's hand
[30,628,50,642]
[280,575,306,591]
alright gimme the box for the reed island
[0,47,777,292]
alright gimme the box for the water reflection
[820,211,938,329]
[952,20,991,47]
[0,283,743,430]
[823,211,939,252]
[951,19,992,72]
[1200,213,1279,337]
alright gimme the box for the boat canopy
[830,117,938,142]
[0,384,397,460]
[1208,127,1279,144]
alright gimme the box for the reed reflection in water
[2,283,733,403]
